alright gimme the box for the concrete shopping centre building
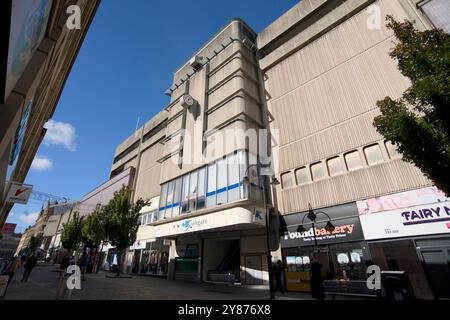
[43,0,450,299]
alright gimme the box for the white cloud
[18,211,39,225]
[31,155,53,171]
[43,120,77,151]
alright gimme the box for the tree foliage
[374,16,450,196]
[81,208,106,246]
[28,234,43,253]
[61,212,84,252]
[103,186,147,275]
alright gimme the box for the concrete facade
[41,0,446,299]
[0,0,100,231]
[105,0,446,290]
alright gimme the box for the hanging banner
[5,182,33,204]
[9,100,32,166]
[2,0,53,102]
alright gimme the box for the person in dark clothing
[60,255,70,271]
[273,260,285,295]
[21,255,38,282]
[79,253,89,281]
[310,257,325,300]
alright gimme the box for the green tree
[81,209,106,246]
[374,16,450,196]
[60,212,84,255]
[103,186,146,276]
[81,207,107,272]
[28,234,43,254]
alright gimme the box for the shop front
[358,186,450,300]
[128,238,170,277]
[138,239,170,277]
[280,202,370,294]
[152,205,269,285]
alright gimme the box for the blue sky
[6,0,300,233]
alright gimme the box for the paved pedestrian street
[3,264,365,300]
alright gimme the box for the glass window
[206,162,216,208]
[181,174,189,214]
[159,183,168,220]
[217,158,227,205]
[238,150,247,199]
[311,162,326,181]
[284,248,312,273]
[345,151,363,172]
[364,144,384,166]
[295,167,309,185]
[188,171,198,212]
[327,157,344,177]
[281,172,293,189]
[329,243,367,281]
[151,210,158,223]
[172,178,182,217]
[385,141,402,159]
[248,153,259,186]
[197,167,206,210]
[228,153,240,202]
[166,180,175,219]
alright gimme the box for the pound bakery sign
[284,224,356,241]
[280,203,365,248]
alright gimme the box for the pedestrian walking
[21,255,38,282]
[5,256,22,284]
[273,260,285,295]
[310,256,325,300]
[60,255,70,271]
[79,253,89,281]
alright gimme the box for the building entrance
[204,239,240,284]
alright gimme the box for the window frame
[327,156,344,177]
[344,150,364,172]
[385,140,402,160]
[295,166,310,185]
[310,161,327,181]
[281,171,294,189]
[364,144,384,166]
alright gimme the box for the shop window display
[329,245,367,281]
[137,240,170,276]
[282,242,369,292]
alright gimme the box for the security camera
[180,94,196,110]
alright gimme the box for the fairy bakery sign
[360,201,450,240]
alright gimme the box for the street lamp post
[297,203,335,253]
[243,163,279,299]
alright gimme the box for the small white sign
[6,182,33,204]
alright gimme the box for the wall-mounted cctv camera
[180,94,196,110]
[189,55,206,71]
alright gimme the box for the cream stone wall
[259,0,432,214]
